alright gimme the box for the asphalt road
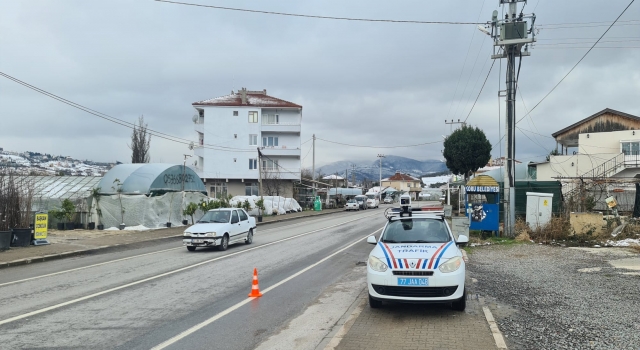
[0,207,390,350]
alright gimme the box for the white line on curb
[0,213,379,327]
[150,228,382,350]
[482,306,508,349]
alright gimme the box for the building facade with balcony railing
[190,88,302,198]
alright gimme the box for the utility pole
[351,164,356,187]
[312,134,316,198]
[484,0,536,237]
[257,148,263,199]
[181,154,192,222]
[444,119,466,132]
[377,154,385,196]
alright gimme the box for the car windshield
[198,210,230,223]
[366,194,375,199]
[347,199,357,203]
[380,218,451,244]
[355,196,366,202]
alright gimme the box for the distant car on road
[345,199,359,211]
[366,194,379,209]
[183,208,256,252]
[365,208,469,310]
[383,197,393,204]
[354,195,368,210]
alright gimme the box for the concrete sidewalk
[0,208,345,268]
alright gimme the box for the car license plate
[397,278,429,286]
[192,239,204,243]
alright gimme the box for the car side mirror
[456,234,469,247]
[367,236,377,244]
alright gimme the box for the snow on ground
[605,238,640,247]
[421,175,451,187]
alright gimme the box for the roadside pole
[377,154,385,198]
[312,134,316,199]
[257,147,263,199]
[181,154,192,222]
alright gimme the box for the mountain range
[317,155,449,183]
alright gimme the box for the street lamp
[377,154,385,198]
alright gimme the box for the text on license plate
[397,278,429,286]
[192,239,204,243]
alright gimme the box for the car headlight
[438,256,462,273]
[183,232,191,236]
[205,232,217,237]
[368,256,388,272]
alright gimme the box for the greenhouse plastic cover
[98,163,206,195]
[229,196,302,216]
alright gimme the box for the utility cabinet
[526,192,553,229]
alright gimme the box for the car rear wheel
[186,246,196,252]
[369,294,382,308]
[218,234,229,251]
[245,229,253,244]
[451,288,466,311]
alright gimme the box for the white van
[365,193,379,209]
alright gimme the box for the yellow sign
[34,213,48,239]
[543,199,548,207]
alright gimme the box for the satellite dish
[188,142,194,150]
[192,115,198,123]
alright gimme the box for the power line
[515,0,636,125]
[0,71,255,153]
[463,59,497,123]
[316,137,441,149]
[534,46,640,49]
[154,0,484,25]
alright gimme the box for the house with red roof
[380,171,422,199]
[191,88,302,198]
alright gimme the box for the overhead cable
[515,0,635,125]
[317,138,441,149]
[154,0,483,25]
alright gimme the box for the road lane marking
[0,213,381,326]
[482,306,508,349]
[0,211,373,288]
[150,228,383,350]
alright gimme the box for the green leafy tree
[182,202,199,225]
[442,126,491,181]
[546,149,560,161]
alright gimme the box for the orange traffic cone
[248,268,263,297]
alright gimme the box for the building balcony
[194,122,204,134]
[262,168,301,180]
[261,122,301,134]
[260,146,301,157]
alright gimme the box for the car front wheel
[186,246,196,252]
[369,294,382,308]
[451,288,466,311]
[218,234,229,251]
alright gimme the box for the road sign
[33,212,50,246]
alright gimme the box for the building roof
[552,108,640,138]
[385,172,421,182]
[193,88,302,108]
[98,163,206,195]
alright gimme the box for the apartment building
[192,88,302,198]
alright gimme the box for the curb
[0,210,345,270]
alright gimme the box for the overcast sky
[1,0,639,169]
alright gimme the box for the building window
[210,182,227,199]
[249,134,257,145]
[621,142,640,155]
[249,158,257,169]
[263,114,279,125]
[248,111,258,123]
[245,182,259,196]
[262,136,278,147]
[262,159,279,170]
[233,111,238,116]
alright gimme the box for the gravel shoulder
[467,243,640,350]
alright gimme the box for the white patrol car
[183,208,256,252]
[366,207,469,310]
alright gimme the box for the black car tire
[451,288,466,311]
[369,294,382,308]
[245,229,253,244]
[218,234,229,251]
[187,246,196,252]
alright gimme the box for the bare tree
[128,115,151,163]
[263,168,284,196]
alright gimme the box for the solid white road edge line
[0,213,380,327]
[482,306,508,349]
[150,228,383,350]
[0,211,372,288]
